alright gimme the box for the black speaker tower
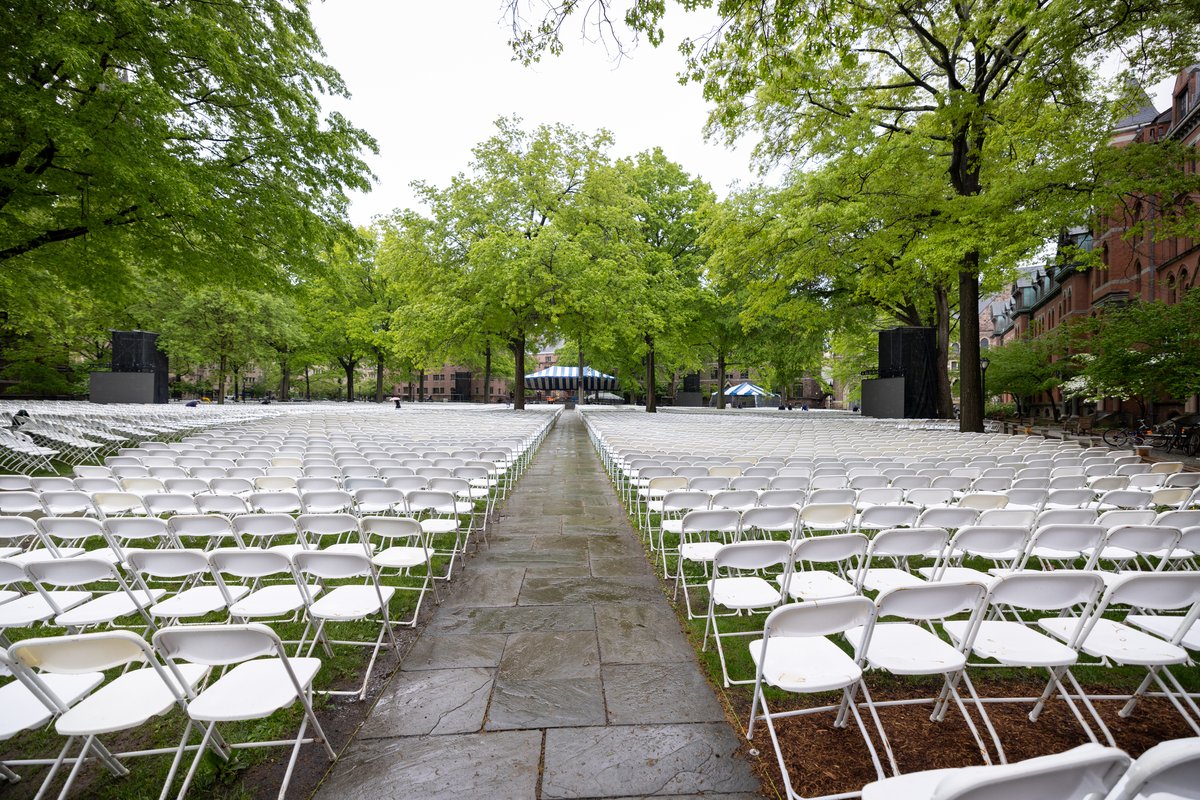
[110,330,169,404]
[877,327,937,418]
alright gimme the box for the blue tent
[524,366,618,392]
[724,381,775,397]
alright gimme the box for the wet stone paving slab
[314,411,762,800]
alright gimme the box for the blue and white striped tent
[524,366,618,392]
[724,381,775,397]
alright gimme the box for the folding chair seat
[255,475,298,493]
[210,549,321,622]
[845,581,996,767]
[25,557,161,632]
[291,551,398,700]
[947,571,1112,747]
[859,527,947,594]
[749,597,892,799]
[1040,572,1200,736]
[860,742,1129,800]
[247,490,302,515]
[850,475,889,491]
[976,508,1035,528]
[704,541,791,687]
[299,490,355,515]
[72,466,112,479]
[187,466,227,481]
[783,533,868,601]
[673,509,741,619]
[152,624,335,799]
[385,475,428,494]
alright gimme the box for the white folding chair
[231,513,302,556]
[209,549,320,625]
[861,743,1129,800]
[24,557,162,633]
[291,550,399,700]
[152,623,336,800]
[748,597,893,799]
[1039,573,1200,736]
[944,572,1111,750]
[358,515,438,622]
[703,540,791,687]
[784,533,868,600]
[859,527,948,594]
[844,581,997,768]
[168,514,243,550]
[7,630,207,800]
[673,508,741,619]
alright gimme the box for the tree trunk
[216,354,227,405]
[483,344,492,403]
[417,369,425,402]
[577,337,584,407]
[716,352,727,410]
[933,285,955,419]
[644,335,656,413]
[511,333,526,410]
[375,352,385,403]
[279,357,290,401]
[343,360,356,402]
[958,259,984,432]
[304,365,310,401]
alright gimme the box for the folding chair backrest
[169,514,236,542]
[1038,508,1097,526]
[792,532,867,563]
[38,516,104,544]
[714,541,791,571]
[977,508,1036,527]
[711,490,759,510]
[297,513,358,538]
[26,555,114,586]
[741,506,799,533]
[987,572,1105,612]
[949,526,1029,558]
[662,491,711,514]
[1106,572,1200,613]
[292,550,374,580]
[209,548,291,578]
[764,596,875,638]
[876,581,987,621]
[10,629,156,676]
[680,509,741,533]
[128,548,210,579]
[929,743,1129,800]
[1103,525,1181,560]
[958,492,1008,511]
[360,515,422,542]
[407,490,457,515]
[154,622,281,666]
[1106,736,1200,800]
[799,503,856,527]
[1097,510,1157,530]
[808,488,856,505]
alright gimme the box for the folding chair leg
[175,722,219,800]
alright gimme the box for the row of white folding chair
[1,624,335,799]
[861,738,1200,800]
[741,573,1200,799]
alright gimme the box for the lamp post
[980,355,991,419]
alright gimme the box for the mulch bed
[728,676,1196,798]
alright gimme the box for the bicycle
[1101,419,1171,449]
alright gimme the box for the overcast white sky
[308,2,1178,227]
[308,1,760,225]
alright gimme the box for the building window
[1167,273,1178,304]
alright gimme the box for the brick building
[987,66,1200,420]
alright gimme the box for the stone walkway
[314,411,761,800]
